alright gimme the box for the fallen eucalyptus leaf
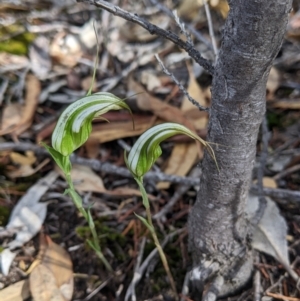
[30,264,66,301]
[0,248,16,276]
[31,234,74,301]
[4,171,59,249]
[248,194,299,282]
[0,280,30,301]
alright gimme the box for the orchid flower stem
[135,177,177,296]
[65,166,113,272]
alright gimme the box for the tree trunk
[188,0,292,298]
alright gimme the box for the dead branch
[1,143,300,204]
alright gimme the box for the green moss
[0,24,35,55]
[267,110,298,130]
[75,225,91,239]
[76,222,126,248]
[267,111,282,128]
[0,206,10,226]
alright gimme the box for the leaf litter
[0,0,300,300]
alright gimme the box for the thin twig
[77,0,214,75]
[148,0,214,50]
[125,229,184,301]
[2,143,300,203]
[153,183,190,221]
[155,54,209,112]
[172,10,193,45]
[266,292,300,301]
[127,237,146,301]
[254,253,261,301]
[273,164,300,181]
[202,0,218,59]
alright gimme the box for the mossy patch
[0,24,35,55]
[0,205,10,226]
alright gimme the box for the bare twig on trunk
[148,0,214,51]
[155,54,209,112]
[201,0,218,59]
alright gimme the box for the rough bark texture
[188,0,292,297]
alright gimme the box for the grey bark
[188,0,292,298]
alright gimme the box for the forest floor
[0,1,300,300]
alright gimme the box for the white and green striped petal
[125,122,217,178]
[52,92,132,156]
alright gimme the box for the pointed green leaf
[125,122,217,178]
[65,188,86,215]
[87,239,96,251]
[41,142,71,173]
[52,92,132,156]
[134,213,154,233]
[87,209,95,229]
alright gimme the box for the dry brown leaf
[111,187,155,200]
[157,64,207,189]
[30,234,74,301]
[271,100,300,109]
[30,264,66,301]
[50,32,82,67]
[7,151,49,178]
[128,77,195,130]
[263,177,277,188]
[178,0,203,20]
[10,151,36,165]
[36,122,56,143]
[210,0,229,18]
[67,164,106,193]
[267,67,281,100]
[89,115,156,143]
[7,165,36,179]
[0,53,29,70]
[15,74,40,136]
[81,76,97,92]
[253,177,277,188]
[120,14,169,42]
[0,103,23,134]
[166,143,199,177]
[7,158,50,178]
[140,70,162,92]
[0,280,30,301]
[56,164,155,199]
[84,137,99,159]
[287,11,300,40]
[40,235,73,299]
[0,74,40,136]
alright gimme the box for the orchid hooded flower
[125,122,217,178]
[51,92,132,156]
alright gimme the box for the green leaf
[87,209,95,229]
[134,213,154,233]
[41,142,71,173]
[87,239,96,251]
[52,92,133,156]
[125,122,217,178]
[134,177,150,209]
